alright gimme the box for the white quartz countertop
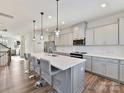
[84,54,124,60]
[32,53,86,70]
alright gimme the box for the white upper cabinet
[119,18,124,45]
[86,29,94,45]
[55,33,73,46]
[94,24,118,45]
[72,23,86,40]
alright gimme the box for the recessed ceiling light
[48,16,52,19]
[62,21,65,25]
[101,3,107,8]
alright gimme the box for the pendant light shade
[40,12,44,40]
[55,0,60,37]
[33,20,36,41]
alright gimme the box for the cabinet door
[73,24,85,40]
[119,61,124,82]
[119,18,124,45]
[86,29,94,45]
[83,55,92,71]
[94,24,118,45]
[106,62,118,79]
[94,27,105,45]
[120,64,124,82]
[92,60,106,76]
[104,24,118,45]
[73,26,79,40]
[72,63,85,93]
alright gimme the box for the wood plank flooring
[0,56,124,93]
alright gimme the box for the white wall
[56,46,124,56]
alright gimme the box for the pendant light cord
[33,20,36,39]
[56,0,59,31]
[40,12,44,36]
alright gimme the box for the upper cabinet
[94,24,118,45]
[55,32,73,46]
[72,23,86,40]
[86,29,94,45]
[119,18,124,45]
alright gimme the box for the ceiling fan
[0,12,14,19]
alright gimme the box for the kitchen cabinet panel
[120,64,124,82]
[83,55,92,71]
[94,24,118,45]
[106,62,118,79]
[94,26,105,45]
[72,23,85,40]
[86,29,94,45]
[104,24,118,45]
[120,61,124,82]
[72,62,85,93]
[92,59,106,76]
[92,57,119,79]
[119,18,124,45]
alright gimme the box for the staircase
[0,42,11,67]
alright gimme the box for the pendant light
[40,12,44,40]
[55,0,60,37]
[33,20,36,41]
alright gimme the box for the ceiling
[0,0,124,35]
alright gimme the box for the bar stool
[24,53,31,74]
[29,56,37,79]
[40,58,60,93]
[34,59,46,88]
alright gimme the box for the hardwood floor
[0,56,124,93]
[83,73,124,93]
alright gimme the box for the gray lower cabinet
[92,57,119,80]
[106,61,118,79]
[92,57,106,76]
[83,55,92,71]
[53,62,85,93]
[120,61,124,82]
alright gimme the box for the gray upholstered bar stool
[24,53,31,74]
[34,58,46,88]
[40,58,61,93]
[29,56,38,79]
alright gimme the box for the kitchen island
[31,53,86,93]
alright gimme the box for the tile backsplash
[56,46,124,56]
